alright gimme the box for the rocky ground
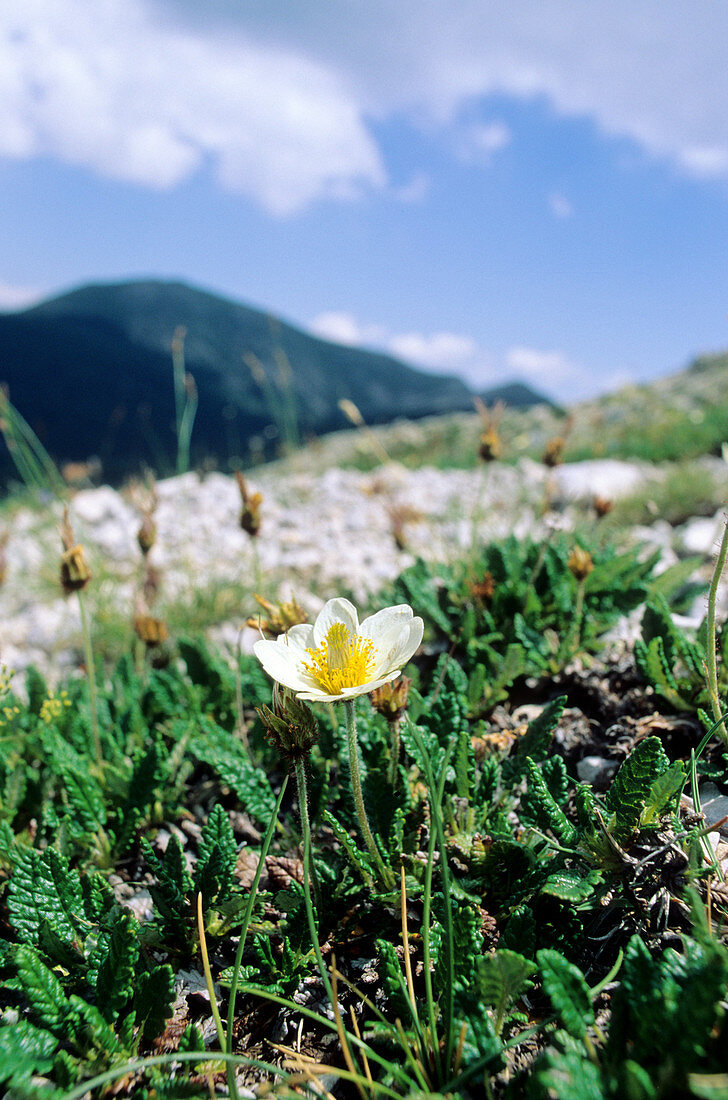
[0,454,725,685]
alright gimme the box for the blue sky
[2,1,728,402]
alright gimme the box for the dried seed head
[370,675,412,722]
[137,514,157,556]
[567,546,594,581]
[60,545,92,593]
[235,471,263,536]
[246,593,307,636]
[478,427,503,463]
[593,494,614,518]
[542,436,565,468]
[59,510,91,592]
[134,613,170,648]
[475,397,505,463]
[467,570,496,602]
[257,683,319,761]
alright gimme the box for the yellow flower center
[303,622,377,694]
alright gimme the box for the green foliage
[477,949,536,1034]
[0,1019,59,1088]
[635,596,726,713]
[604,736,670,843]
[189,717,276,825]
[142,833,194,940]
[537,949,594,1039]
[194,803,238,907]
[522,758,578,847]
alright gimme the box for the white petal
[253,638,312,693]
[359,604,414,643]
[312,597,359,646]
[368,617,424,677]
[295,671,399,703]
[285,623,315,650]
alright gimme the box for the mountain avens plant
[255,597,423,887]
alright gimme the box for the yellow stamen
[303,622,377,695]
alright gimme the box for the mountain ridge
[0,278,550,483]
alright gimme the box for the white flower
[253,597,424,703]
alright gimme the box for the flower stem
[706,514,728,745]
[295,758,335,1005]
[226,776,288,1100]
[343,699,394,888]
[294,757,323,917]
[77,589,102,767]
[388,716,402,787]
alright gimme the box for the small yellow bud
[134,614,170,648]
[567,546,594,581]
[478,427,503,463]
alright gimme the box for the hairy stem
[343,699,394,888]
[706,515,728,745]
[226,777,288,1100]
[294,757,323,917]
[77,589,102,767]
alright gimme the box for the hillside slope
[0,280,548,483]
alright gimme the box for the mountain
[0,279,549,484]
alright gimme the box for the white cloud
[388,331,478,370]
[506,346,579,383]
[456,121,511,163]
[0,0,385,214]
[310,312,386,346]
[3,0,728,216]
[0,280,44,309]
[548,192,573,219]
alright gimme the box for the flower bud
[60,544,92,593]
[370,675,412,722]
[257,683,319,761]
[137,514,157,555]
[593,495,613,518]
[478,427,503,463]
[567,546,594,581]
[236,472,262,537]
[542,436,565,468]
[134,613,169,647]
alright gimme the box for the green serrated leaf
[190,718,275,824]
[605,736,670,842]
[538,948,594,1039]
[195,803,238,907]
[477,949,535,1033]
[535,1043,605,1100]
[321,809,374,887]
[541,869,598,903]
[134,963,176,1040]
[7,848,84,947]
[14,944,69,1034]
[143,834,193,937]
[94,908,139,1022]
[523,758,578,846]
[0,1020,59,1087]
[639,760,686,828]
[518,695,568,761]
